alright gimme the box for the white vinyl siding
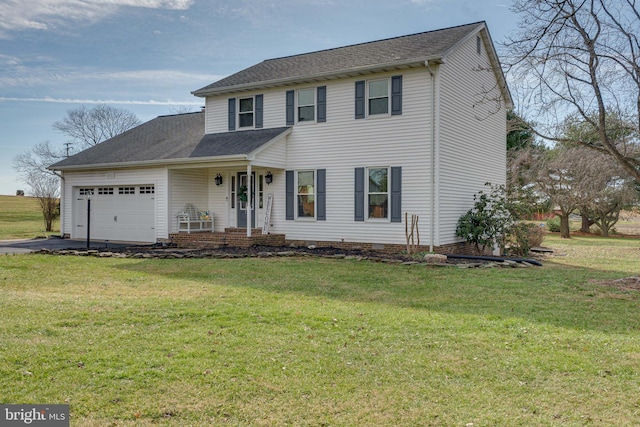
[437,32,507,246]
[168,169,209,233]
[269,69,432,245]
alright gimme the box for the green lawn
[0,195,59,239]
[1,236,640,426]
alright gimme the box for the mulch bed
[35,244,541,268]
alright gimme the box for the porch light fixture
[265,171,273,185]
[215,173,223,186]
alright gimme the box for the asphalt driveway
[0,236,145,254]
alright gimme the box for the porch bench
[177,203,213,233]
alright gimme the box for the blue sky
[0,0,519,195]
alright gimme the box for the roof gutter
[192,56,443,97]
[49,153,250,172]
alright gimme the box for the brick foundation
[169,230,481,255]
[170,228,285,249]
[284,239,482,255]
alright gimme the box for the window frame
[297,88,316,123]
[296,170,316,220]
[367,79,390,116]
[366,167,390,221]
[238,96,255,128]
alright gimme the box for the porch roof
[49,111,291,171]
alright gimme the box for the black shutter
[255,94,263,128]
[228,98,236,131]
[355,81,365,119]
[390,166,402,222]
[317,86,326,123]
[354,167,365,221]
[286,90,295,126]
[391,76,402,116]
[286,170,294,220]
[317,169,326,220]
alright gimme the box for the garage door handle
[114,216,117,222]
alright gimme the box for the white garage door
[73,185,156,243]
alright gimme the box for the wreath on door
[238,185,248,203]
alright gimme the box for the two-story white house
[51,21,512,253]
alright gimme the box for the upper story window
[238,97,254,128]
[297,89,315,122]
[355,76,402,119]
[286,86,326,126]
[229,95,263,131]
[368,80,389,115]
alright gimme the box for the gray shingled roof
[193,22,485,96]
[50,112,291,170]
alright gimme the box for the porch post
[246,163,252,237]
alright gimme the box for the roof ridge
[157,110,204,119]
[263,21,485,63]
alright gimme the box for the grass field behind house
[1,233,640,426]
[0,195,59,239]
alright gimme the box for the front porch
[169,228,286,249]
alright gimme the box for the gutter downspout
[425,61,439,253]
[246,163,252,237]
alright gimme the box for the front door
[237,172,255,228]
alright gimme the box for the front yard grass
[1,236,640,426]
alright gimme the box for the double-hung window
[297,171,315,218]
[286,86,326,125]
[354,166,401,222]
[298,89,315,122]
[238,97,254,128]
[355,76,402,119]
[368,80,389,115]
[367,167,389,219]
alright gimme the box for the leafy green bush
[546,217,561,232]
[456,184,515,254]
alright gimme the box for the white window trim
[366,166,390,222]
[367,78,391,117]
[297,88,316,124]
[238,96,255,129]
[295,170,317,221]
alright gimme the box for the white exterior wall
[203,69,434,246]
[168,169,209,233]
[61,167,169,240]
[437,33,508,245]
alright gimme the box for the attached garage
[72,185,156,243]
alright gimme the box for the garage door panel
[72,186,156,243]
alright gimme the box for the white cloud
[0,0,195,36]
[0,96,202,106]
[0,67,218,89]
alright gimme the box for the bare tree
[535,148,585,238]
[53,104,141,150]
[505,0,640,181]
[13,141,65,232]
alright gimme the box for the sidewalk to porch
[169,228,286,249]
